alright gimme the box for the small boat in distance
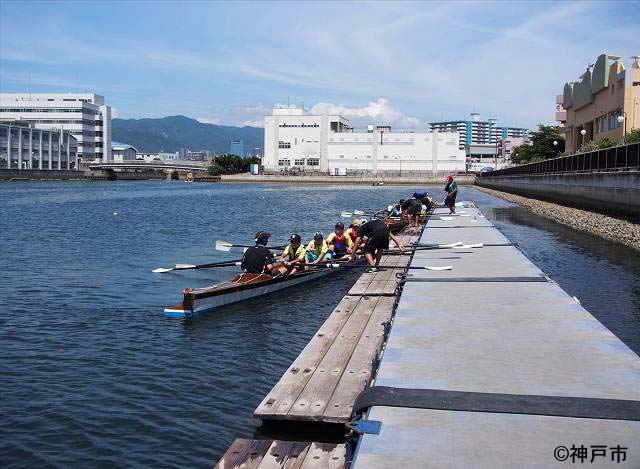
[184,172,194,183]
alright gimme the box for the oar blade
[152,267,173,273]
[425,265,452,271]
[215,240,233,252]
[353,209,365,215]
[341,211,353,218]
[174,264,197,270]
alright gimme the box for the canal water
[1,181,639,467]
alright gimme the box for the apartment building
[429,113,528,150]
[263,107,465,175]
[561,54,640,153]
[0,93,112,163]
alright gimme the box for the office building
[561,54,640,153]
[229,139,245,157]
[0,93,112,163]
[263,107,465,174]
[111,141,138,162]
[138,151,180,162]
[0,121,78,170]
[185,150,211,162]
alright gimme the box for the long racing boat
[163,217,406,318]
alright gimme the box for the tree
[207,154,262,175]
[596,137,616,149]
[510,125,564,164]
[624,129,640,144]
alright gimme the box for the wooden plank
[215,438,272,469]
[323,296,396,422]
[287,296,381,419]
[298,442,346,469]
[255,441,311,469]
[215,440,345,469]
[254,296,361,419]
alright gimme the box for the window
[294,158,305,165]
[339,155,344,159]
[278,141,291,149]
[278,159,290,166]
[307,158,319,166]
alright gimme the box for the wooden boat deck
[214,439,345,469]
[254,225,423,424]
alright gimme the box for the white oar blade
[456,243,484,249]
[439,241,463,248]
[215,240,233,252]
[353,209,365,215]
[174,264,197,270]
[424,265,452,271]
[440,217,453,221]
[152,267,173,273]
[341,211,353,218]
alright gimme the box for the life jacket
[330,232,347,252]
[347,228,358,243]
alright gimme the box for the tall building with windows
[561,54,640,153]
[0,93,112,163]
[263,107,465,174]
[229,139,245,157]
[429,113,528,150]
[0,121,78,170]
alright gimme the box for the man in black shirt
[241,231,275,275]
[348,219,405,272]
[401,197,423,227]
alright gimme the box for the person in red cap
[444,175,458,214]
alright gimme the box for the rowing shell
[164,262,355,318]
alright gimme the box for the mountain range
[112,115,264,155]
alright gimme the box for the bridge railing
[479,142,639,177]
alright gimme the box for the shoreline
[476,186,640,251]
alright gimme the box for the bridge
[88,161,208,171]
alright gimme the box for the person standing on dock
[348,219,405,272]
[401,197,422,227]
[241,231,275,275]
[444,176,458,214]
[275,233,306,275]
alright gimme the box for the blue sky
[1,0,638,130]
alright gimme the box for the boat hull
[164,267,337,318]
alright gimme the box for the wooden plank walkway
[214,439,345,469]
[254,225,423,424]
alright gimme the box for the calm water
[1,181,639,467]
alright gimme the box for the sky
[1,0,638,130]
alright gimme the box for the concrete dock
[351,206,640,467]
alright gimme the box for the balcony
[555,110,567,122]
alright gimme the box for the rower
[305,231,331,265]
[241,231,275,275]
[349,219,405,272]
[401,196,422,227]
[346,220,363,251]
[276,233,306,275]
[413,191,433,213]
[326,222,353,258]
[388,201,402,218]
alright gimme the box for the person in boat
[326,222,353,259]
[275,233,306,276]
[387,201,402,218]
[305,231,331,265]
[241,231,275,275]
[413,191,433,213]
[346,219,365,252]
[348,219,405,272]
[444,175,458,214]
[401,196,422,227]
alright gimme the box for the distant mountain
[111,115,263,155]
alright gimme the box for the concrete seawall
[221,174,476,185]
[476,171,640,218]
[0,169,85,180]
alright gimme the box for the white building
[1,121,78,170]
[111,141,138,162]
[263,107,465,175]
[138,152,180,162]
[0,93,112,163]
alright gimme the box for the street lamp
[617,113,627,139]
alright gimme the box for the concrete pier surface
[352,206,640,468]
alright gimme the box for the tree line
[207,154,262,175]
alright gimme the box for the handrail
[479,142,639,177]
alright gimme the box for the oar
[215,240,287,252]
[152,259,242,273]
[406,265,452,271]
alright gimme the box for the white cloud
[111,107,120,118]
[310,98,425,129]
[197,117,221,125]
[241,120,264,128]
